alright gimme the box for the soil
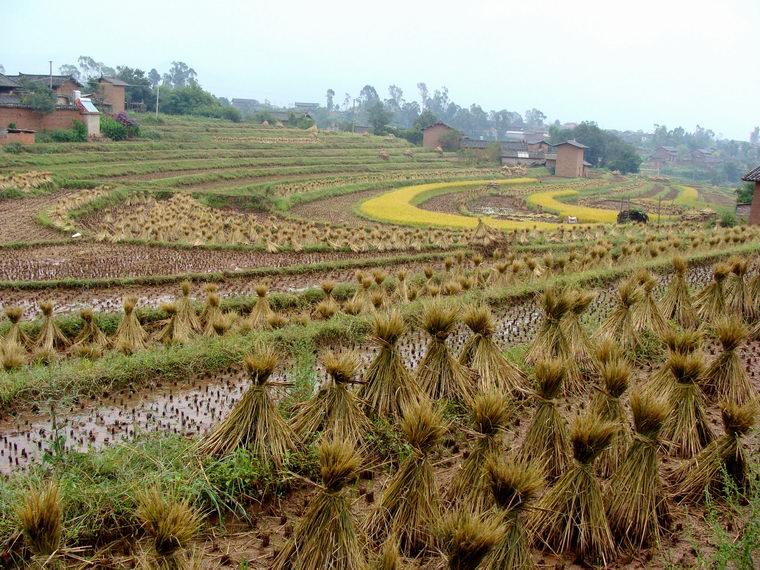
[0,193,70,244]
[290,188,386,226]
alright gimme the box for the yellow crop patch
[359,179,564,230]
[525,189,619,223]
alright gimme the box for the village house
[96,77,128,114]
[552,139,589,178]
[648,146,678,168]
[0,72,108,138]
[740,166,760,225]
[422,122,456,149]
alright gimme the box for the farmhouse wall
[555,145,584,178]
[0,131,35,145]
[750,182,760,225]
[0,107,81,132]
[99,83,125,114]
[422,123,455,149]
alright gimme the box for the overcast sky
[2,0,757,140]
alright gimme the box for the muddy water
[0,265,727,473]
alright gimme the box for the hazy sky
[2,0,758,140]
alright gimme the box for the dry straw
[3,306,31,351]
[34,301,70,353]
[437,510,502,570]
[155,303,192,345]
[135,486,200,567]
[701,315,754,406]
[249,283,274,328]
[460,305,529,397]
[631,269,670,337]
[72,308,108,354]
[366,401,446,555]
[17,480,62,558]
[562,288,596,368]
[724,257,752,318]
[359,310,422,421]
[371,535,403,570]
[530,414,617,565]
[673,401,757,504]
[291,350,370,444]
[483,456,544,569]
[273,439,366,570]
[449,391,511,513]
[113,295,148,354]
[659,257,698,329]
[607,391,671,549]
[694,262,730,323]
[640,328,702,399]
[595,279,642,353]
[199,346,296,467]
[525,287,584,394]
[661,352,713,459]
[591,359,631,477]
[176,280,202,334]
[201,292,224,336]
[415,300,475,405]
[518,358,570,481]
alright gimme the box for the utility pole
[155,83,160,119]
[49,60,53,88]
[657,197,662,226]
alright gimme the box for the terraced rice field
[0,114,757,568]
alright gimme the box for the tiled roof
[100,76,129,86]
[555,139,588,149]
[0,73,19,88]
[741,166,760,182]
[16,73,82,88]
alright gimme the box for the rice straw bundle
[415,301,475,405]
[694,262,730,323]
[661,353,713,458]
[199,346,297,467]
[2,343,26,371]
[201,292,224,336]
[593,338,624,369]
[249,284,273,328]
[210,313,233,336]
[459,305,528,397]
[437,510,502,570]
[34,301,70,352]
[701,315,755,406]
[640,328,701,399]
[632,270,670,337]
[17,480,62,558]
[562,289,596,368]
[530,414,617,565]
[113,295,148,354]
[724,257,752,319]
[607,391,671,549]
[2,306,31,351]
[273,440,366,570]
[176,280,202,334]
[518,359,570,481]
[673,401,757,503]
[156,303,192,345]
[291,350,371,444]
[359,310,422,420]
[395,270,409,302]
[524,287,573,365]
[372,535,403,570]
[591,359,631,477]
[594,279,642,352]
[659,257,698,329]
[135,486,201,567]
[449,391,511,513]
[366,401,446,555]
[483,456,544,569]
[71,308,108,358]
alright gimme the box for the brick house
[740,166,760,225]
[553,139,589,178]
[422,122,457,149]
[97,77,127,114]
[0,72,100,137]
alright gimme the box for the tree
[0,64,4,73]
[750,126,759,145]
[367,101,392,134]
[524,108,546,129]
[413,109,439,131]
[326,88,335,112]
[76,56,115,80]
[606,141,642,173]
[58,64,81,81]
[18,81,56,114]
[359,85,380,107]
[148,69,161,88]
[417,82,429,109]
[163,61,197,88]
[115,66,152,105]
[736,182,754,204]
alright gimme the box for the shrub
[719,211,737,228]
[100,115,128,141]
[37,120,87,143]
[2,142,24,154]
